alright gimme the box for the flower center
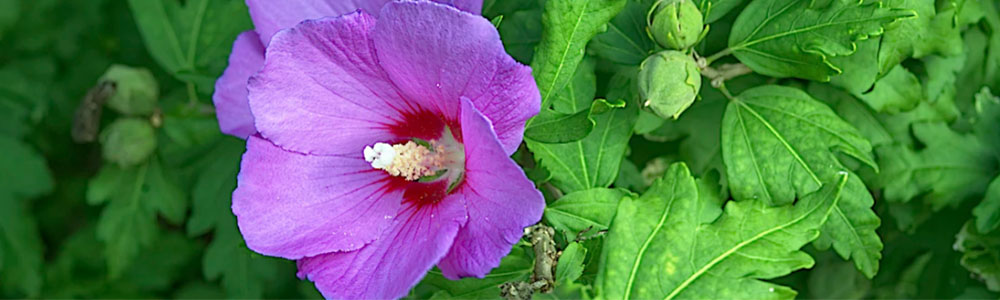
[364,129,465,187]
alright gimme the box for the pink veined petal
[232,135,402,259]
[437,98,544,279]
[246,0,388,46]
[297,199,468,299]
[373,0,540,155]
[246,0,485,46]
[248,12,420,156]
[213,31,264,139]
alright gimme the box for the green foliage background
[1,0,1000,299]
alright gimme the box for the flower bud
[638,50,702,119]
[100,118,157,167]
[100,64,159,116]
[649,0,704,50]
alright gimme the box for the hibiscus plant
[1,0,1000,299]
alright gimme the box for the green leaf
[879,0,969,73]
[87,159,187,277]
[875,122,996,209]
[974,177,1000,233]
[126,0,251,92]
[590,0,656,65]
[0,136,52,297]
[528,71,639,193]
[416,246,533,299]
[955,222,1000,292]
[722,85,875,205]
[597,163,844,299]
[728,0,913,81]
[722,85,882,276]
[544,188,627,236]
[807,83,893,148]
[184,137,287,298]
[698,0,748,23]
[0,194,43,297]
[857,65,924,113]
[498,8,542,63]
[807,252,871,299]
[524,108,595,143]
[528,0,626,122]
[556,242,587,285]
[828,38,879,94]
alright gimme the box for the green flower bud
[649,0,704,50]
[638,50,702,119]
[100,118,157,167]
[100,64,159,116]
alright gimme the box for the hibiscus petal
[373,1,540,155]
[213,31,263,139]
[246,0,388,46]
[248,12,419,156]
[246,0,484,46]
[233,135,402,259]
[437,98,544,279]
[297,199,467,299]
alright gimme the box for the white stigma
[363,141,446,181]
[364,142,397,169]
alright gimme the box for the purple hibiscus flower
[226,1,544,299]
[214,0,483,138]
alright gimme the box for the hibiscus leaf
[722,85,882,277]
[955,222,1000,292]
[528,70,639,194]
[417,246,533,299]
[0,136,51,297]
[875,122,997,210]
[597,163,844,299]
[857,65,924,114]
[185,137,288,298]
[727,0,913,81]
[544,188,628,236]
[126,0,251,92]
[698,0,749,23]
[590,0,656,66]
[722,85,875,205]
[555,242,587,285]
[974,177,1000,233]
[528,0,626,121]
[87,158,187,278]
[524,108,594,143]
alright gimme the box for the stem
[717,82,736,101]
[499,224,559,299]
[186,82,199,106]
[704,48,733,65]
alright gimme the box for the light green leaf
[975,177,1000,233]
[598,163,844,299]
[728,0,912,81]
[556,242,587,285]
[545,188,627,236]
[528,0,626,122]
[857,65,924,113]
[722,85,875,205]
[528,71,639,193]
[87,159,187,277]
[590,0,656,65]
[126,0,251,92]
[955,222,1000,292]
[722,85,882,276]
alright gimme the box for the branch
[500,224,560,300]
